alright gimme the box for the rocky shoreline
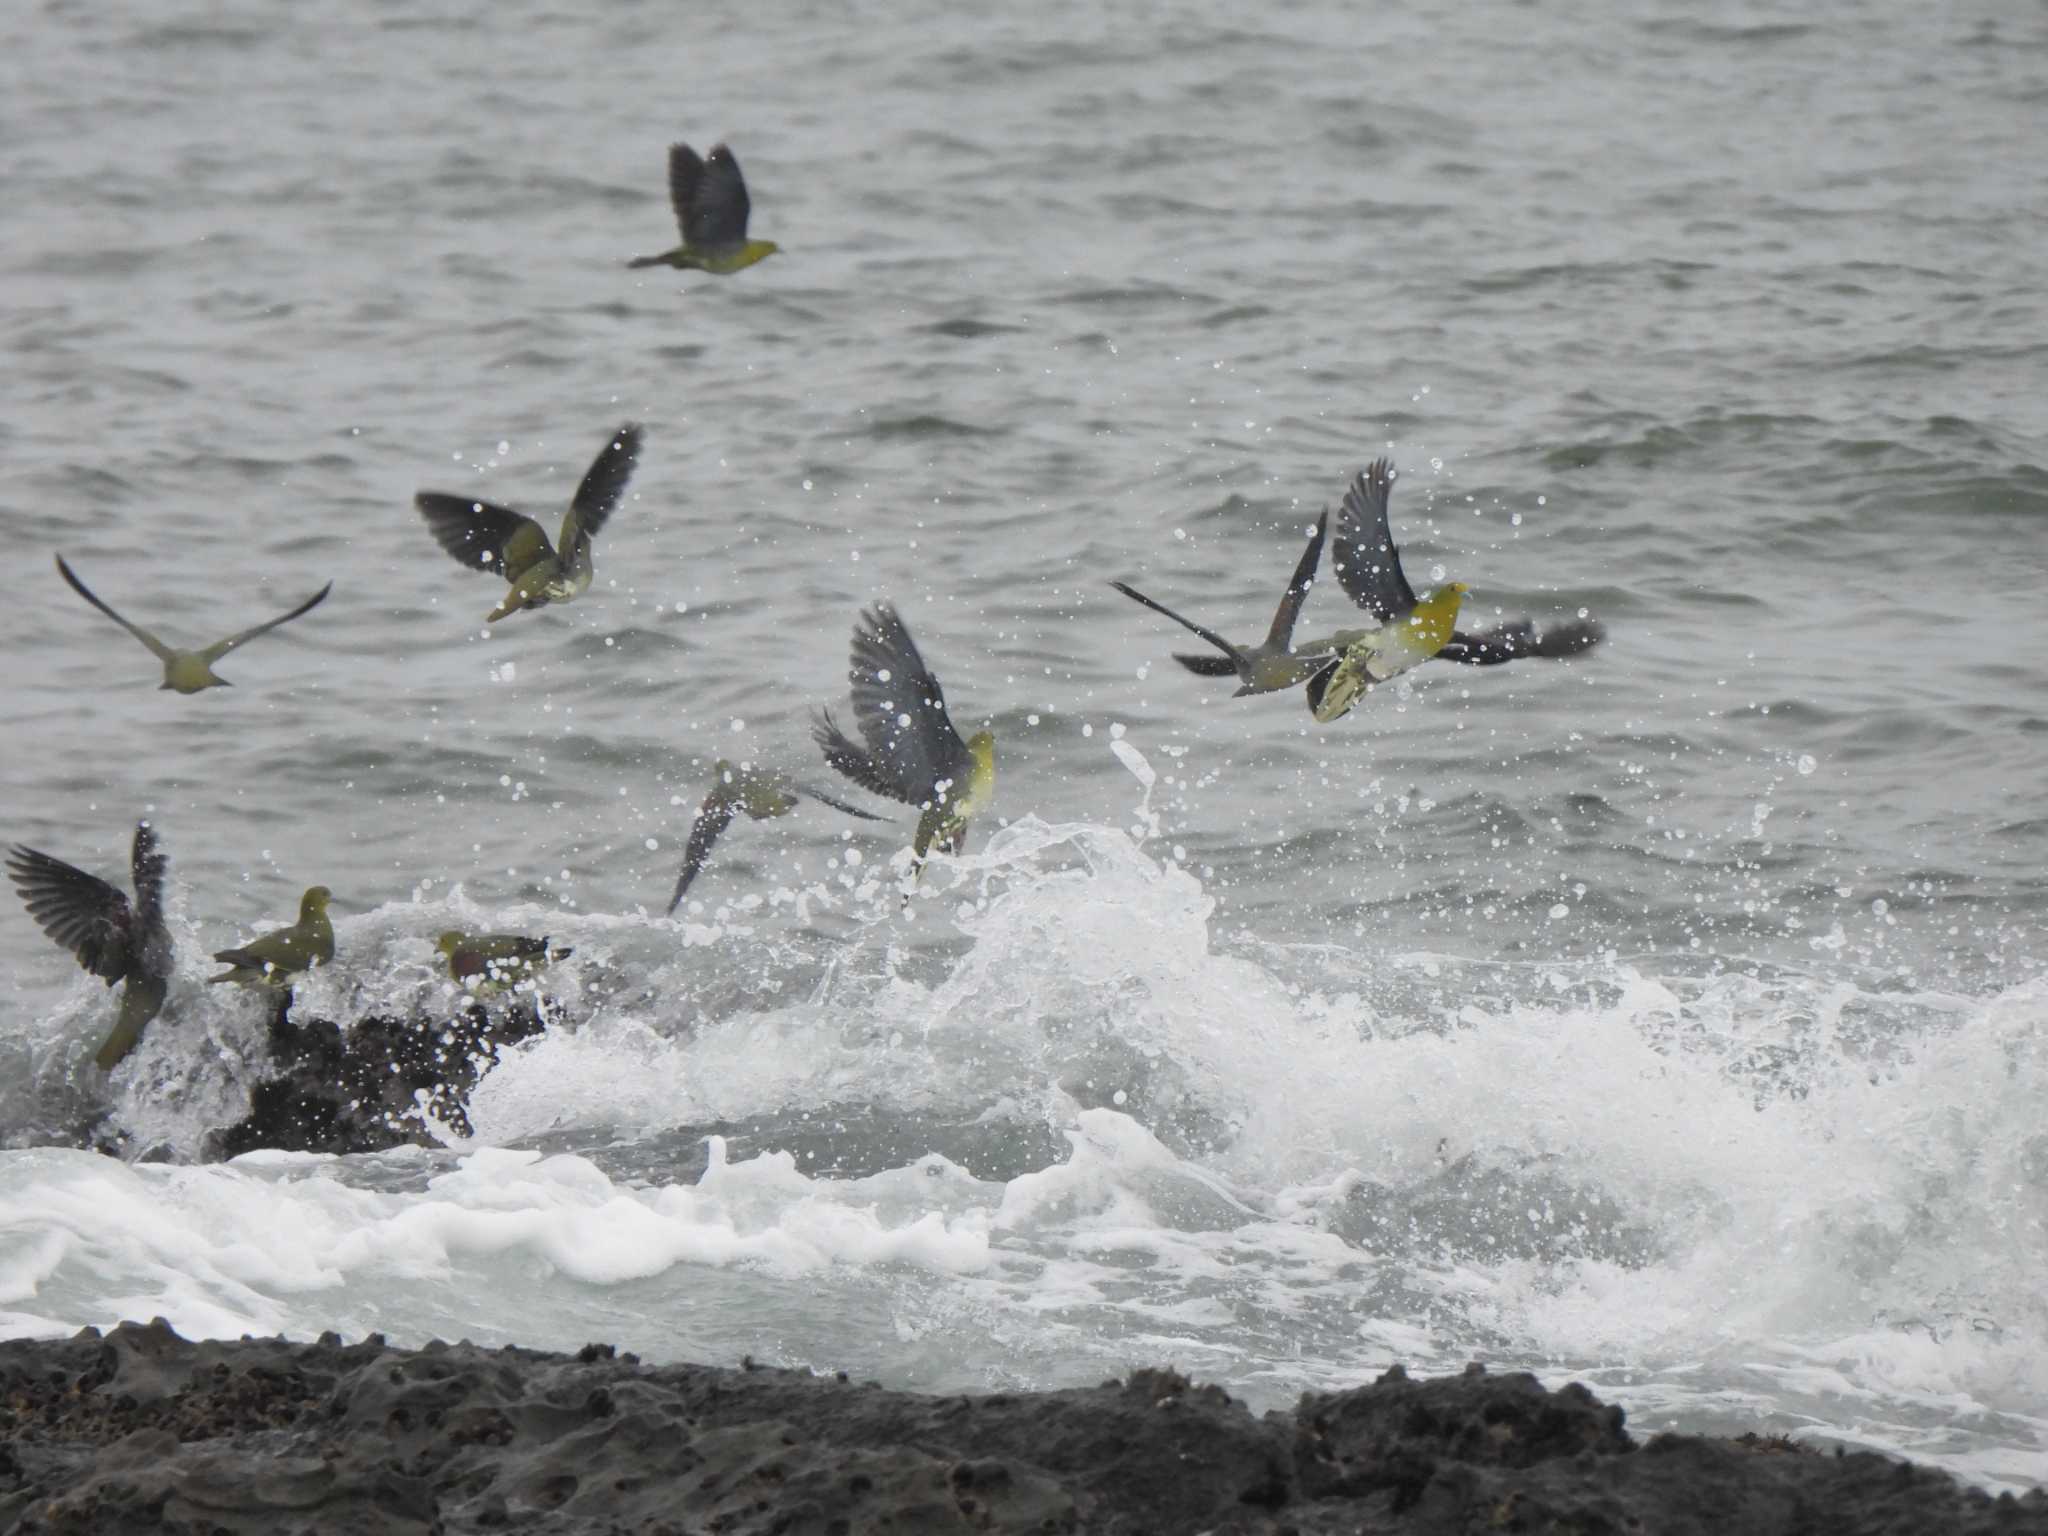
[2,1321,2040,1534]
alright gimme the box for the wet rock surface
[207,994,550,1158]
[2,1321,2041,1534]
[75,992,552,1162]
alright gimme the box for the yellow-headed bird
[436,931,571,996]
[209,885,333,985]
[1171,458,1606,691]
[627,143,778,275]
[55,555,330,694]
[7,820,172,1070]
[1308,457,1605,667]
[812,604,994,867]
[668,760,886,912]
[1112,510,1329,695]
[415,423,641,623]
[1305,581,1469,722]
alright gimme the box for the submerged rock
[1,1321,2040,1534]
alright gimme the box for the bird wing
[200,581,333,663]
[1110,581,1249,671]
[1438,615,1606,665]
[668,790,741,912]
[1330,459,1419,622]
[558,422,642,562]
[1303,656,1352,723]
[1172,653,1242,678]
[55,555,177,664]
[212,926,307,971]
[688,143,753,250]
[416,493,556,582]
[667,142,707,241]
[847,603,974,801]
[128,821,173,980]
[1262,509,1329,652]
[6,843,134,982]
[813,708,916,807]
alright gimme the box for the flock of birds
[10,142,1604,1076]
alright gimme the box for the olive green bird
[668,761,886,912]
[1304,581,1470,723]
[415,423,642,623]
[208,885,333,985]
[7,820,172,1071]
[436,931,572,997]
[812,604,995,868]
[627,143,779,275]
[1111,510,1330,695]
[54,555,331,694]
[1172,458,1606,687]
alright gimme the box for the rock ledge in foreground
[1,1320,2040,1534]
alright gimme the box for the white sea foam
[3,819,2043,1490]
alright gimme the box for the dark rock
[208,991,550,1157]
[1,1322,2041,1534]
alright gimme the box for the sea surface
[3,0,2046,1495]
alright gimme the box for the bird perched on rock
[1304,581,1469,722]
[813,604,995,868]
[627,143,779,275]
[209,886,333,985]
[54,555,330,694]
[1112,511,1330,696]
[435,931,572,997]
[415,423,642,623]
[7,820,172,1070]
[668,761,885,912]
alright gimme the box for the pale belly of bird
[1309,627,1438,724]
[545,566,593,602]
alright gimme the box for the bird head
[744,239,780,264]
[1406,582,1470,655]
[299,886,333,919]
[435,931,465,957]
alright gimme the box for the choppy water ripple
[1,0,2045,1492]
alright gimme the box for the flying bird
[1174,458,1606,684]
[209,885,334,985]
[812,604,995,868]
[415,423,642,623]
[1111,510,1330,695]
[436,930,572,997]
[627,143,779,275]
[667,761,885,912]
[7,820,173,1071]
[1322,458,1605,665]
[54,555,330,694]
[1304,581,1470,723]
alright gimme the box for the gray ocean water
[3,0,2046,1494]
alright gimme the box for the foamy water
[4,816,2044,1489]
